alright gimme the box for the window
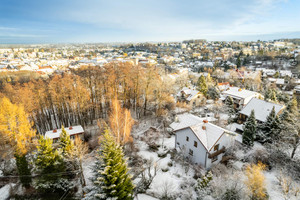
[186,136,189,142]
[214,144,219,151]
[212,156,218,162]
[194,141,198,147]
[189,149,193,156]
[176,142,180,146]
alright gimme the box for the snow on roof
[222,87,259,99]
[45,125,84,139]
[170,113,203,131]
[190,123,225,151]
[239,98,284,122]
[176,87,200,101]
[276,79,284,85]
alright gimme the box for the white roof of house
[222,87,259,99]
[171,114,235,151]
[170,113,203,131]
[268,78,284,85]
[176,87,200,101]
[239,98,284,122]
[45,125,84,139]
[190,123,229,151]
[276,79,285,85]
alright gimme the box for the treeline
[0,62,175,134]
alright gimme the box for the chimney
[175,116,179,123]
[203,119,208,123]
[69,126,73,130]
[53,129,57,133]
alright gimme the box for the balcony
[208,146,226,159]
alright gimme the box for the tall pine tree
[258,106,281,143]
[34,135,69,194]
[15,154,32,188]
[94,129,134,200]
[280,99,300,158]
[243,110,257,146]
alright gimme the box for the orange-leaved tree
[109,97,134,145]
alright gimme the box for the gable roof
[170,113,203,131]
[222,87,259,99]
[45,125,84,139]
[239,98,284,122]
[190,123,229,152]
[177,87,201,101]
[172,114,236,152]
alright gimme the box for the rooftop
[239,98,284,122]
[222,87,259,99]
[45,125,84,139]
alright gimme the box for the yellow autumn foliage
[109,97,134,145]
[0,97,36,156]
[244,161,268,200]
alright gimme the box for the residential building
[176,87,205,107]
[170,114,236,169]
[222,87,262,109]
[45,125,84,142]
[238,98,285,124]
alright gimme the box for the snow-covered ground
[0,184,15,200]
[135,194,159,200]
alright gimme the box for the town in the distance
[1,39,300,200]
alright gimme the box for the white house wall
[206,132,233,168]
[175,128,208,168]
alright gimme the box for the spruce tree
[15,154,31,188]
[258,106,281,143]
[197,75,208,96]
[59,126,74,155]
[94,129,134,200]
[243,110,257,146]
[34,136,69,194]
[225,96,237,123]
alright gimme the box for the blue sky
[0,0,299,43]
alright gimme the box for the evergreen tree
[236,56,241,68]
[264,89,271,101]
[59,126,74,155]
[280,100,300,158]
[243,110,257,146]
[15,154,31,188]
[207,87,220,100]
[258,107,281,143]
[94,129,134,200]
[34,136,70,194]
[225,96,237,123]
[197,75,208,96]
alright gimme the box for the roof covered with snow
[190,123,230,152]
[239,98,284,122]
[222,87,259,99]
[176,87,201,101]
[170,113,203,131]
[45,125,84,139]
